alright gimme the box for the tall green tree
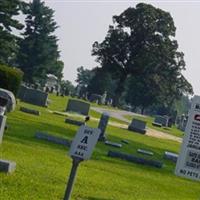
[92,3,193,107]
[0,0,23,65]
[60,80,75,96]
[87,67,117,99]
[17,0,63,83]
[76,66,95,88]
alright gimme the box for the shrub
[0,64,23,96]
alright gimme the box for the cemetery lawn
[0,94,199,200]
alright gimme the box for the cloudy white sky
[24,0,200,95]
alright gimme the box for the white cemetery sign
[69,125,100,160]
[175,95,200,181]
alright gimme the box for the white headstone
[175,95,200,181]
[69,125,100,160]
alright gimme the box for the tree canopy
[0,0,23,65]
[17,0,63,83]
[92,3,193,108]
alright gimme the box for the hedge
[0,64,23,96]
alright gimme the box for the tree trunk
[141,107,145,115]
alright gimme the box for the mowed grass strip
[0,94,199,200]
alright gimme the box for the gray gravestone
[0,159,16,173]
[105,141,122,148]
[152,115,169,127]
[164,151,178,163]
[66,99,90,115]
[20,107,40,116]
[98,112,110,141]
[121,140,129,144]
[128,118,147,134]
[35,132,71,147]
[0,115,7,144]
[137,149,154,156]
[18,86,48,107]
[107,151,163,168]
[89,94,102,103]
[65,118,84,126]
[0,88,16,112]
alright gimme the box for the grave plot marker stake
[63,125,100,200]
[63,157,82,200]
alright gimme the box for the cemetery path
[146,128,182,143]
[91,107,182,143]
[91,107,146,123]
[49,109,182,143]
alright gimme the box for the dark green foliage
[92,3,193,107]
[87,68,117,98]
[60,80,75,96]
[76,66,95,87]
[0,64,23,95]
[17,0,63,83]
[0,0,24,65]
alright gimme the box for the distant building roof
[46,74,58,80]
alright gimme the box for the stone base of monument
[107,151,163,168]
[0,159,16,173]
[128,126,146,134]
[163,151,178,163]
[65,118,84,126]
[35,132,71,147]
[0,115,7,144]
[152,122,162,127]
[137,149,154,156]
[20,107,40,116]
[105,141,122,148]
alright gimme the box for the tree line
[0,1,193,114]
[76,3,193,114]
[0,0,63,84]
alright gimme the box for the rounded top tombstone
[0,88,16,112]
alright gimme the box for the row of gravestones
[0,88,16,173]
[21,97,179,170]
[41,98,179,168]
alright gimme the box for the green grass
[0,94,200,200]
[124,114,184,138]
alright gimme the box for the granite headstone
[66,99,90,115]
[128,118,147,134]
[18,86,48,107]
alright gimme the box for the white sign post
[175,95,200,181]
[63,125,100,200]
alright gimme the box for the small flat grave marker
[105,140,122,148]
[20,107,40,116]
[121,140,129,144]
[164,151,178,163]
[137,149,154,156]
[65,118,84,126]
[107,151,163,168]
[35,132,71,147]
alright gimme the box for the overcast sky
[24,0,200,95]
